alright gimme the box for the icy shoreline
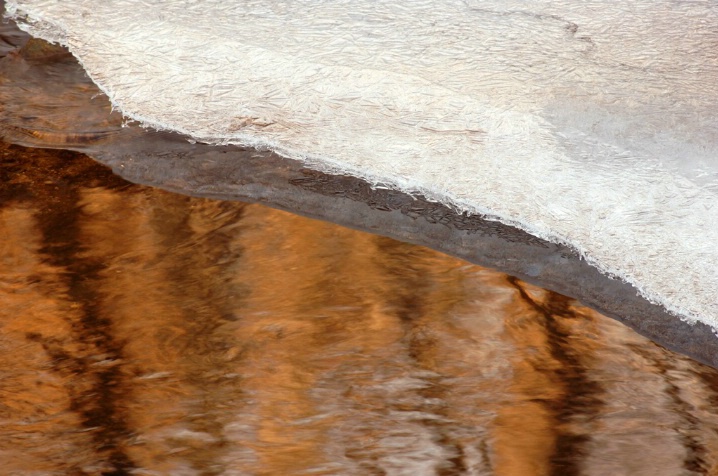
[6,0,718,330]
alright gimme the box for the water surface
[3,141,718,475]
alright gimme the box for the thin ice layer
[6,0,718,328]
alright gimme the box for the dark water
[3,141,718,475]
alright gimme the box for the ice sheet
[6,0,718,328]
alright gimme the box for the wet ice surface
[3,142,718,475]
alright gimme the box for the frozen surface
[6,0,718,328]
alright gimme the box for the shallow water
[3,141,718,475]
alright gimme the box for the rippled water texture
[4,142,718,475]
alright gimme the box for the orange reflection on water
[2,142,718,474]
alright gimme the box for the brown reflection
[0,205,100,474]
[491,279,605,476]
[3,140,718,474]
